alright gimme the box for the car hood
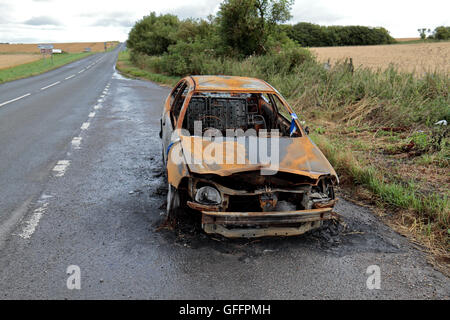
[179,135,337,181]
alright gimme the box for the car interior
[173,89,301,137]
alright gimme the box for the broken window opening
[181,91,301,137]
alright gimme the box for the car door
[161,80,188,165]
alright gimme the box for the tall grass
[132,49,449,128]
[312,133,449,231]
[117,50,179,86]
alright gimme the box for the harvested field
[395,37,421,42]
[0,54,41,69]
[310,41,450,74]
[0,41,119,54]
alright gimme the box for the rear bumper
[201,207,337,238]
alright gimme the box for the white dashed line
[78,69,85,74]
[40,81,60,90]
[18,202,49,239]
[81,122,90,130]
[88,112,95,118]
[0,93,31,108]
[52,160,70,177]
[97,98,103,103]
[71,137,82,149]
[65,74,75,80]
[94,104,102,110]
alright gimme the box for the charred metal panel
[193,75,274,92]
[179,136,337,181]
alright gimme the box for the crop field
[0,54,41,69]
[0,41,119,54]
[310,41,450,74]
[395,37,421,42]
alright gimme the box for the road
[0,45,448,299]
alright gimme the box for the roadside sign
[38,44,54,64]
[37,44,54,49]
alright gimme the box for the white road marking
[94,104,102,110]
[65,74,75,80]
[0,196,33,248]
[78,69,85,74]
[97,98,103,103]
[81,122,90,130]
[52,160,70,177]
[18,202,49,239]
[71,137,82,149]
[0,93,31,107]
[88,112,95,118]
[100,94,105,98]
[40,81,60,90]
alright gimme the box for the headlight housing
[195,186,221,204]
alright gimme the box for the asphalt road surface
[0,46,448,299]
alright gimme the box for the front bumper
[200,207,337,238]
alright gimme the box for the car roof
[190,75,275,93]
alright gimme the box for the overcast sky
[0,0,449,43]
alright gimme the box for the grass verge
[0,52,93,84]
[116,50,179,86]
[310,131,449,267]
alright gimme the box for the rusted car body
[160,75,338,238]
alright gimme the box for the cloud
[91,18,133,28]
[165,0,220,19]
[0,2,12,24]
[84,10,135,27]
[24,16,62,26]
[290,1,347,25]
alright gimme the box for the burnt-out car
[160,75,338,238]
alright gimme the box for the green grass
[116,50,179,86]
[311,133,449,233]
[394,39,450,45]
[0,52,93,84]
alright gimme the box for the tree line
[127,0,397,63]
[418,26,450,40]
[284,23,395,47]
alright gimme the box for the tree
[288,23,395,47]
[217,0,294,57]
[418,28,430,40]
[127,12,180,55]
[432,26,450,40]
[289,22,327,47]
